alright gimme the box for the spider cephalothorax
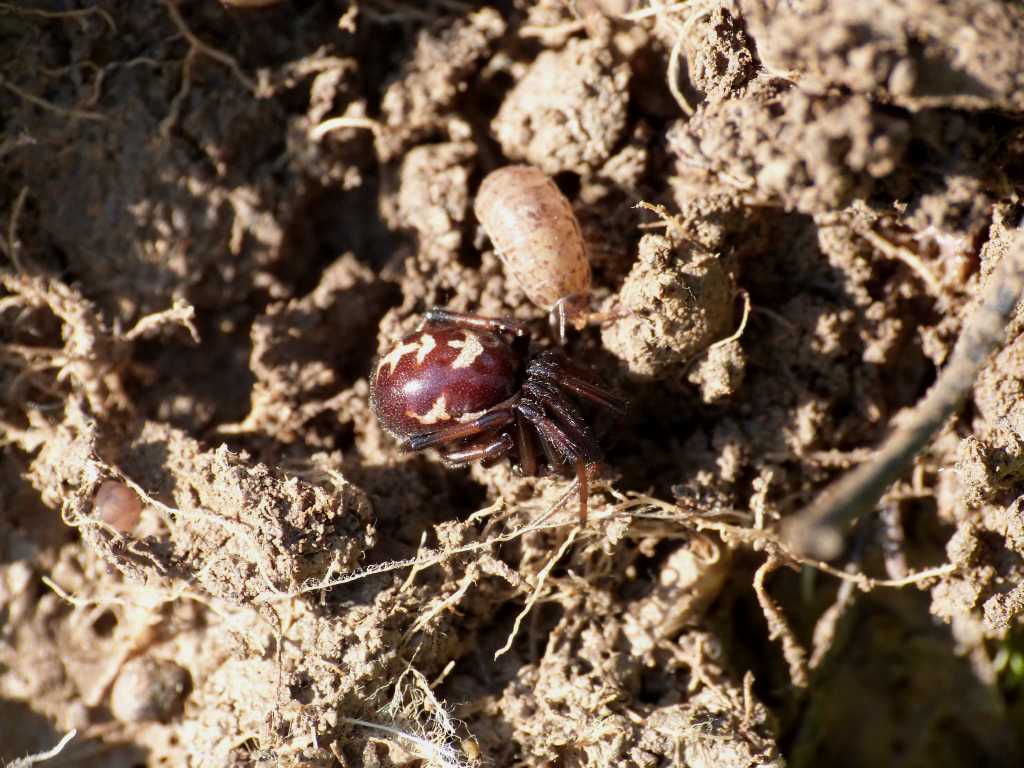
[369,309,624,522]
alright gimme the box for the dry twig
[1,187,28,269]
[122,297,200,343]
[159,0,263,136]
[783,231,1024,559]
[162,0,258,94]
[614,490,957,591]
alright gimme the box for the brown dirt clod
[491,38,631,177]
[602,233,735,378]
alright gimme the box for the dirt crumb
[672,88,910,214]
[623,539,732,655]
[642,686,781,768]
[680,6,757,105]
[688,337,746,402]
[29,406,375,606]
[972,334,1024,447]
[494,603,779,767]
[393,142,476,264]
[243,253,399,445]
[955,436,1002,510]
[492,38,631,176]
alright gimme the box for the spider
[369,309,625,523]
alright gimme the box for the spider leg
[516,398,593,524]
[522,380,600,462]
[404,409,513,452]
[557,376,627,415]
[575,460,590,526]
[535,420,570,470]
[512,400,560,471]
[421,308,530,339]
[515,400,576,463]
[439,432,514,468]
[514,412,540,477]
[528,351,627,415]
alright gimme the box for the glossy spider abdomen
[370,325,521,440]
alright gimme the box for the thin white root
[494,527,578,660]
[709,289,751,350]
[122,297,199,343]
[309,116,382,141]
[344,665,478,767]
[6,730,77,768]
[622,0,721,116]
[859,228,946,301]
[258,475,583,603]
[340,718,472,768]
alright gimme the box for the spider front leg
[404,409,513,452]
[439,432,514,468]
[522,379,600,461]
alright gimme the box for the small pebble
[110,656,191,723]
[93,480,141,534]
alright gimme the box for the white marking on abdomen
[449,332,485,369]
[408,394,451,425]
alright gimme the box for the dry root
[4,730,77,768]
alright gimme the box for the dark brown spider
[369,309,625,523]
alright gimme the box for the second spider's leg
[404,408,513,452]
[439,432,514,468]
[421,308,530,339]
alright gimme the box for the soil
[1,1,1024,766]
